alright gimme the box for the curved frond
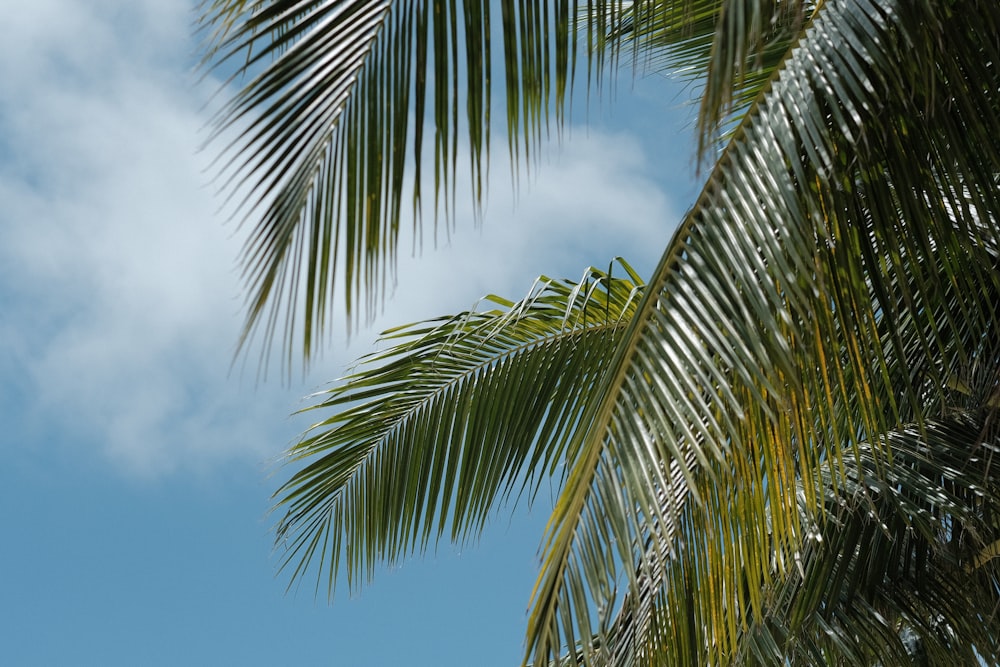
[199,0,813,370]
[198,0,661,369]
[528,1,1000,663]
[597,413,1000,666]
[272,260,643,595]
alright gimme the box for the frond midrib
[307,316,631,493]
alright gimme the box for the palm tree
[200,0,1000,664]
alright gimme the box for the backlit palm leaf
[610,1,817,155]
[218,0,1000,663]
[550,205,1000,665]
[199,0,620,368]
[586,415,1000,666]
[737,414,1000,665]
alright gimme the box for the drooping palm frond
[271,260,643,595]
[552,182,1000,664]
[199,0,806,371]
[250,0,1000,664]
[528,1,1000,664]
[198,0,631,369]
[590,415,1000,666]
[609,0,817,156]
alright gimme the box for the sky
[0,2,701,665]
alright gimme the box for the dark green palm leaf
[198,0,630,369]
[736,414,1000,665]
[272,259,643,595]
[572,180,1000,664]
[595,421,1000,666]
[608,0,818,157]
[199,0,805,370]
[224,0,1000,663]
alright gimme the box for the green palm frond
[199,0,807,370]
[571,206,1000,666]
[198,0,642,369]
[609,1,818,156]
[272,259,643,595]
[528,1,1000,663]
[249,0,1000,663]
[556,224,1000,664]
[593,416,1000,666]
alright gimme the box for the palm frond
[271,259,643,596]
[589,415,1000,666]
[609,1,818,157]
[199,0,816,371]
[528,1,1000,663]
[198,0,651,370]
[737,414,1000,665]
[562,189,1000,665]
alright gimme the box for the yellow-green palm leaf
[212,0,1000,663]
[528,1,1000,664]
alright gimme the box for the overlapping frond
[735,414,1000,665]
[272,260,643,595]
[246,0,1000,663]
[592,414,1000,666]
[528,1,1000,664]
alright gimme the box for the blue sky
[0,2,701,665]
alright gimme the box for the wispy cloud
[0,0,679,478]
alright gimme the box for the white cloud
[0,0,286,477]
[0,0,681,478]
[369,131,679,332]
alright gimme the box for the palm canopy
[202,0,1000,664]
